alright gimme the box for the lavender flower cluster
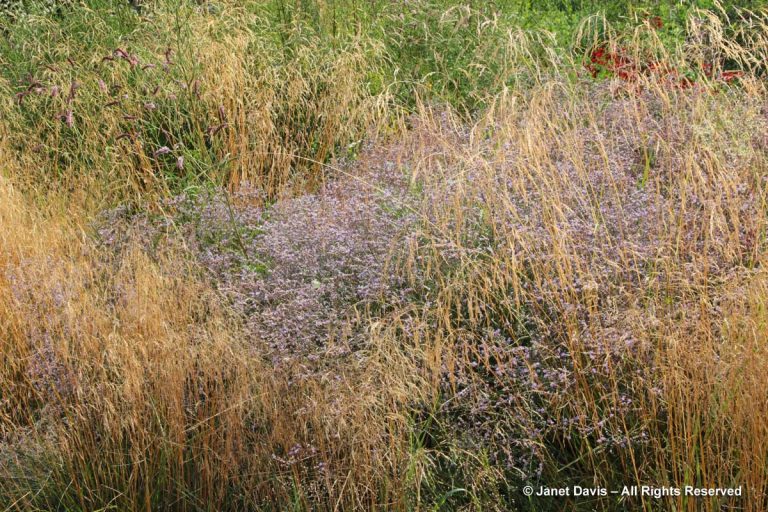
[98,149,418,368]
[2,256,80,408]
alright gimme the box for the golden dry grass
[1,3,768,511]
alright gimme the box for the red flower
[721,70,743,82]
[676,77,694,89]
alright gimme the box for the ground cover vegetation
[1,0,767,510]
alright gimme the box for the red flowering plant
[584,44,636,81]
[584,43,743,93]
[580,12,748,94]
